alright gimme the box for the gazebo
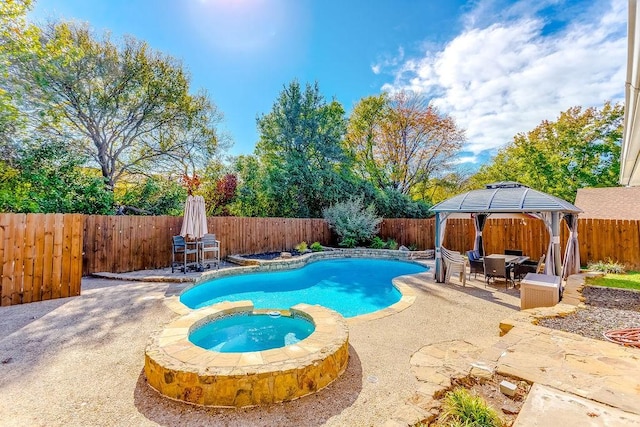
[430,182,582,283]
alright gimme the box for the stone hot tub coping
[145,300,349,407]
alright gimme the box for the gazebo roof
[430,182,582,214]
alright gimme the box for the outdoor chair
[172,235,198,274]
[504,249,523,256]
[200,233,220,270]
[466,250,484,279]
[514,254,546,281]
[441,247,467,286]
[484,256,514,289]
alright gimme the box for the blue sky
[29,0,626,168]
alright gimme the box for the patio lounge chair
[441,247,467,286]
[484,256,514,289]
[172,235,198,274]
[466,250,484,279]
[200,233,220,270]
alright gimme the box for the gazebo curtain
[473,213,488,256]
[434,212,450,282]
[530,212,558,276]
[562,214,581,279]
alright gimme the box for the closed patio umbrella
[180,195,208,240]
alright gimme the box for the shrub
[438,387,504,427]
[587,259,626,274]
[310,241,323,252]
[295,241,308,252]
[385,238,398,250]
[369,236,386,249]
[323,196,382,247]
[408,244,418,251]
[339,237,357,248]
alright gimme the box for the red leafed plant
[215,174,237,205]
[181,174,201,195]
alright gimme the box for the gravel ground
[539,286,640,341]
[0,272,521,427]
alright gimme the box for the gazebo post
[435,212,443,283]
[552,212,562,276]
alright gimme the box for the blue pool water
[189,313,315,352]
[180,258,428,318]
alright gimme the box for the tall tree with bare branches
[345,91,465,196]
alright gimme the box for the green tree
[117,176,186,215]
[345,91,465,196]
[228,154,276,217]
[0,0,34,156]
[470,102,623,202]
[10,21,222,192]
[255,80,349,217]
[0,140,113,214]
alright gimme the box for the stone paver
[490,322,640,415]
[401,270,640,426]
[514,384,640,427]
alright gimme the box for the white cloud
[381,0,626,161]
[371,46,405,76]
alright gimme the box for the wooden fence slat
[1,214,15,306]
[60,214,73,298]
[11,214,26,305]
[22,214,37,303]
[69,214,83,297]
[51,214,64,300]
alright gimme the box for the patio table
[485,254,529,264]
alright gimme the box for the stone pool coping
[165,249,434,324]
[145,300,349,407]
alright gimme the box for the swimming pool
[180,258,428,318]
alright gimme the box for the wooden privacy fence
[82,216,332,275]
[2,213,640,306]
[0,213,84,306]
[434,217,640,270]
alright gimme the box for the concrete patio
[1,263,639,426]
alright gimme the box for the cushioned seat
[466,250,484,279]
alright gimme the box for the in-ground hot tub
[189,310,315,353]
[144,301,349,407]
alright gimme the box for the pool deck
[1,261,639,426]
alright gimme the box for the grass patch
[586,271,640,291]
[437,387,504,427]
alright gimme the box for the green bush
[323,196,382,247]
[295,241,308,252]
[385,238,398,250]
[587,259,626,274]
[438,387,504,427]
[369,236,386,249]
[310,241,323,252]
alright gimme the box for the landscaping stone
[499,379,517,397]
